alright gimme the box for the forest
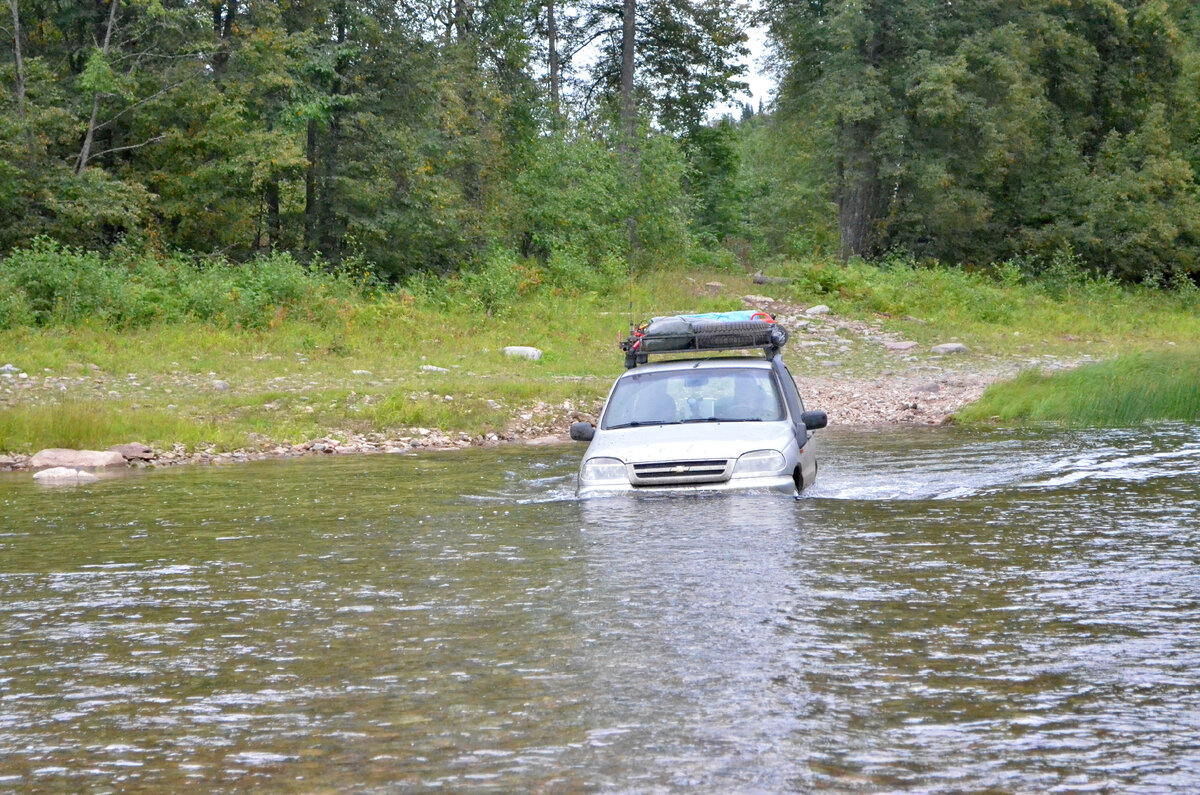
[2,0,1199,288]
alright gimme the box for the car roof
[617,356,774,379]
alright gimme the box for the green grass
[2,252,1200,453]
[955,349,1200,426]
[0,400,239,451]
[770,256,1200,356]
[0,268,740,453]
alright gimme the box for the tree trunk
[75,0,120,175]
[266,177,281,250]
[7,0,24,122]
[547,0,559,124]
[835,3,885,261]
[620,0,637,252]
[322,13,347,257]
[212,0,237,76]
[304,118,319,252]
[620,0,636,144]
[454,0,471,41]
[835,121,880,261]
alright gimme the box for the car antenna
[627,253,635,340]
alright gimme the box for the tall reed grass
[956,350,1200,426]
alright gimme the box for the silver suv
[570,354,827,496]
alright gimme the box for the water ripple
[0,428,1196,790]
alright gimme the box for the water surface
[1,426,1198,791]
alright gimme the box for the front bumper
[577,474,797,498]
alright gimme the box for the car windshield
[602,367,785,429]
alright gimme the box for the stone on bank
[503,346,543,361]
[30,449,127,469]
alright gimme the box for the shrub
[0,238,353,329]
[459,250,522,316]
[0,288,33,329]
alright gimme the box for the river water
[1,426,1198,792]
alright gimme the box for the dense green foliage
[0,234,634,329]
[764,0,1200,280]
[2,0,1198,285]
[0,237,367,328]
[957,350,1200,426]
[0,0,748,280]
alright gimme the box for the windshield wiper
[681,417,762,423]
[605,420,680,430]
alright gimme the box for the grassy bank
[954,349,1200,427]
[2,241,1200,454]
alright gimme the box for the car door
[772,359,817,487]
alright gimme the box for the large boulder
[30,448,127,469]
[884,341,919,352]
[110,442,154,461]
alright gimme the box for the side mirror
[570,421,595,442]
[801,410,828,430]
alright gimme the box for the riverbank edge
[0,293,1076,474]
[1,365,1013,474]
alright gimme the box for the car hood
[585,421,796,464]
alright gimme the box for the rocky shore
[2,295,1090,475]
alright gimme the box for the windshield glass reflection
[602,368,784,429]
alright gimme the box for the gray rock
[33,467,98,483]
[30,449,127,469]
[352,369,373,376]
[420,364,450,373]
[0,363,17,373]
[503,346,543,361]
[914,382,941,393]
[212,380,231,391]
[742,294,777,305]
[931,342,969,355]
[752,272,790,285]
[110,443,155,461]
[884,341,919,351]
[805,304,832,316]
[524,434,565,446]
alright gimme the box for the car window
[602,367,785,429]
[777,362,805,415]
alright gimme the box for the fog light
[731,449,786,478]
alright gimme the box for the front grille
[631,459,732,486]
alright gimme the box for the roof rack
[621,312,789,369]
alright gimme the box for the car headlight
[731,449,787,478]
[580,457,628,485]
